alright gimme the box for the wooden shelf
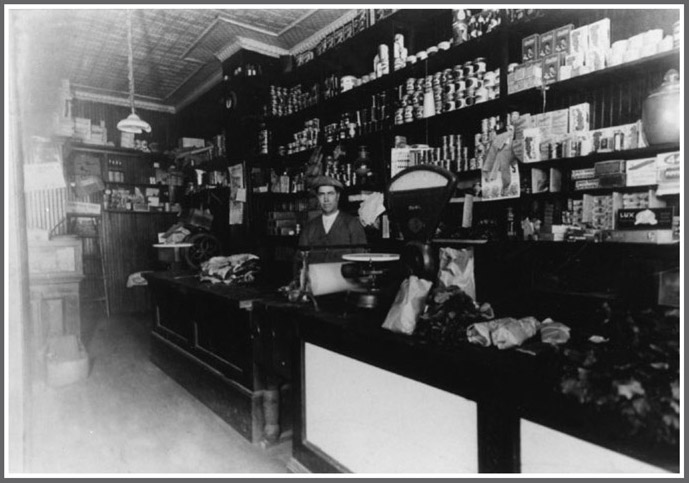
[64,142,150,157]
[104,209,179,215]
[106,182,170,189]
[519,143,680,170]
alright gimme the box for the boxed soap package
[626,157,657,186]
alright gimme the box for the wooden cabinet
[27,236,84,384]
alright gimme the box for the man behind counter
[297,175,367,263]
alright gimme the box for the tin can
[474,57,487,73]
[463,61,474,77]
[404,105,414,123]
[453,65,464,80]
[406,77,416,93]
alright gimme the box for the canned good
[453,65,464,80]
[445,83,456,94]
[463,61,474,77]
[406,77,416,92]
[508,62,519,73]
[404,105,414,123]
[474,57,487,73]
[465,96,475,107]
[467,76,482,89]
[414,105,425,119]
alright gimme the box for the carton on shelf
[568,103,590,133]
[588,18,611,51]
[555,24,574,54]
[538,30,556,58]
[522,34,539,62]
[626,157,657,186]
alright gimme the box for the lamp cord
[126,10,135,114]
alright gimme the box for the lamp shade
[116,112,152,134]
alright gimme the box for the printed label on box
[625,157,657,186]
[616,208,674,230]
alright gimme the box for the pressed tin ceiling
[12,8,352,112]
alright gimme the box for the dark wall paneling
[72,99,177,150]
[101,211,179,315]
[175,82,226,141]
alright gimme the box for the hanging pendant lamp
[117,9,151,134]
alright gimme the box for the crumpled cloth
[540,318,571,345]
[358,192,386,227]
[199,254,260,285]
[467,316,540,349]
[126,271,151,287]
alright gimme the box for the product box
[523,128,542,163]
[588,18,611,51]
[178,137,205,149]
[590,127,616,152]
[542,53,561,84]
[595,159,625,176]
[555,24,574,54]
[616,207,675,230]
[570,25,589,57]
[586,48,607,71]
[522,34,539,62]
[598,173,626,188]
[626,157,657,186]
[550,167,563,192]
[572,168,596,180]
[575,178,601,190]
[568,103,590,132]
[656,151,680,195]
[550,108,570,135]
[539,30,556,58]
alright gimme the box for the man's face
[317,186,340,215]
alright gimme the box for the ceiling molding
[289,9,359,55]
[72,87,176,114]
[277,9,317,36]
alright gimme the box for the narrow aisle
[27,311,290,474]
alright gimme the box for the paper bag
[382,276,433,335]
[437,247,476,300]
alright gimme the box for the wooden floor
[25,308,291,474]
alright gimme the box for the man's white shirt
[322,211,339,234]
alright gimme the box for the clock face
[389,169,450,192]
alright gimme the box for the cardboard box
[555,24,574,54]
[568,103,590,133]
[538,30,556,58]
[522,34,539,62]
[616,207,674,230]
[570,25,589,58]
[575,178,601,190]
[588,18,611,51]
[178,137,205,149]
[46,335,89,387]
[656,151,680,195]
[626,157,657,186]
[572,168,596,180]
[550,109,570,135]
[595,159,625,176]
[523,128,542,163]
[542,53,560,84]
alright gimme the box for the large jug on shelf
[642,69,680,145]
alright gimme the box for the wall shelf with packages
[519,143,680,171]
[506,48,680,104]
[104,209,180,216]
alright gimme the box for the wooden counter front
[255,296,678,474]
[143,271,282,444]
